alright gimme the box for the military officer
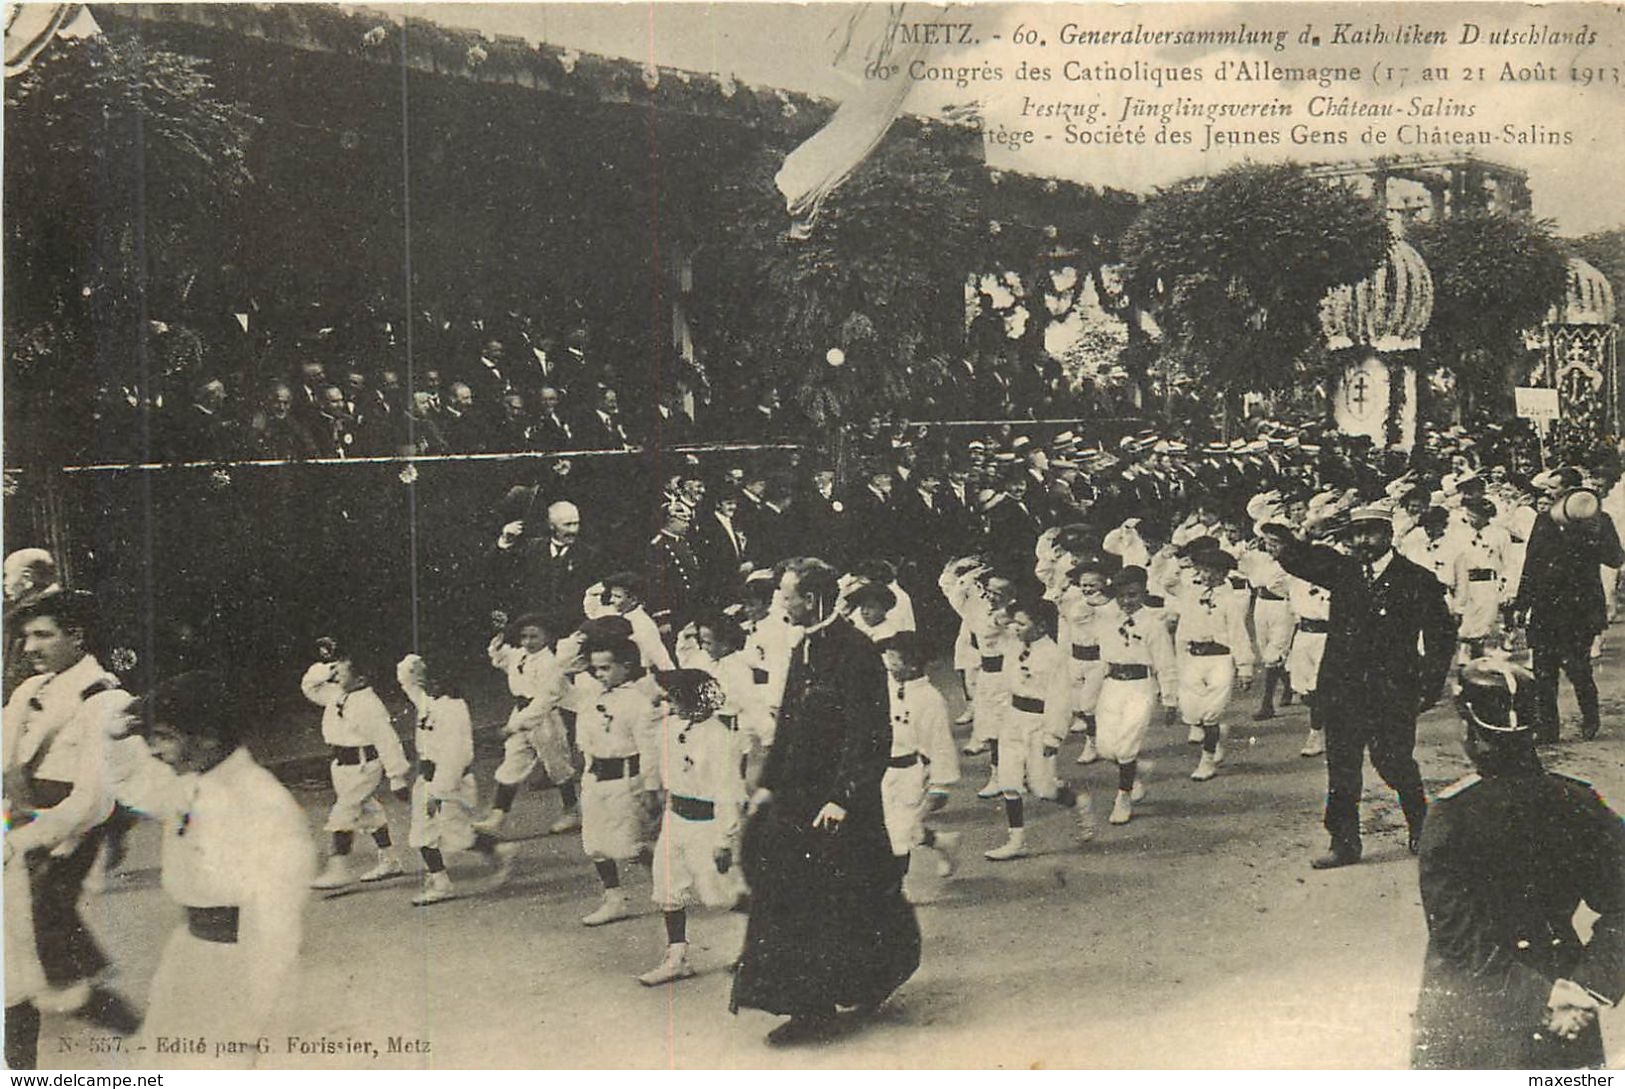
[1413,658,1625,1069]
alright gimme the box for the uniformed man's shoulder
[1435,772,1482,800]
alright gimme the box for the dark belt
[1071,643,1101,661]
[513,695,533,712]
[589,754,640,781]
[12,778,74,826]
[1256,588,1285,601]
[980,655,1004,673]
[1187,641,1231,657]
[750,667,769,685]
[1011,694,1046,714]
[1297,618,1329,634]
[332,745,379,766]
[887,752,925,769]
[187,906,240,944]
[668,794,714,821]
[418,758,436,780]
[1468,568,1497,582]
[1107,664,1150,681]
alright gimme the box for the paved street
[39,637,1625,1070]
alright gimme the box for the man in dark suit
[531,387,575,451]
[1413,658,1625,1069]
[575,387,635,450]
[161,376,240,462]
[1264,506,1455,869]
[1513,490,1624,742]
[796,465,850,568]
[693,492,751,607]
[491,498,598,632]
[984,472,1045,570]
[846,463,899,565]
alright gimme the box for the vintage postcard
[3,0,1623,1072]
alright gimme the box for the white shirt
[885,675,960,786]
[299,666,409,780]
[111,745,314,1016]
[2,654,123,853]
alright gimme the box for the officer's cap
[1457,657,1536,735]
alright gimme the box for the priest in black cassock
[730,557,921,1045]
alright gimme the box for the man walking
[1263,508,1455,868]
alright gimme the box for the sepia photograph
[3,0,1624,1072]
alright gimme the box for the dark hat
[1188,548,1237,574]
[129,670,241,747]
[1456,658,1537,735]
[578,614,635,649]
[1109,565,1149,589]
[1175,535,1222,559]
[1418,507,1451,531]
[878,630,928,663]
[654,668,725,719]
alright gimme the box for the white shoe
[638,944,696,986]
[1186,724,1204,745]
[933,832,961,877]
[582,890,633,927]
[1191,753,1218,782]
[488,843,517,888]
[1108,791,1134,825]
[412,872,458,906]
[548,808,582,835]
[1211,739,1227,767]
[975,772,1003,799]
[34,981,92,1016]
[471,810,507,836]
[1130,776,1147,803]
[1300,729,1326,757]
[961,739,989,756]
[954,710,976,727]
[1069,716,1090,735]
[1075,737,1099,765]
[358,856,405,883]
[984,835,1030,861]
[311,856,355,890]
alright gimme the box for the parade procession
[4,0,1625,1076]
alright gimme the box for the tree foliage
[1409,210,1569,414]
[1120,163,1390,395]
[4,30,259,328]
[1565,227,1625,306]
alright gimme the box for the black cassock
[731,618,921,1018]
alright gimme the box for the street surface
[37,637,1625,1070]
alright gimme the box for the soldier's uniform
[1414,662,1625,1069]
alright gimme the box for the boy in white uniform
[568,636,663,926]
[1455,497,1509,659]
[582,571,677,671]
[109,671,316,1069]
[1167,548,1256,782]
[1058,562,1111,762]
[637,670,746,986]
[878,633,961,875]
[739,574,797,750]
[1089,567,1178,825]
[1237,535,1295,720]
[301,641,410,888]
[397,655,516,905]
[1286,573,1333,757]
[845,580,909,643]
[985,599,1094,859]
[478,613,579,836]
